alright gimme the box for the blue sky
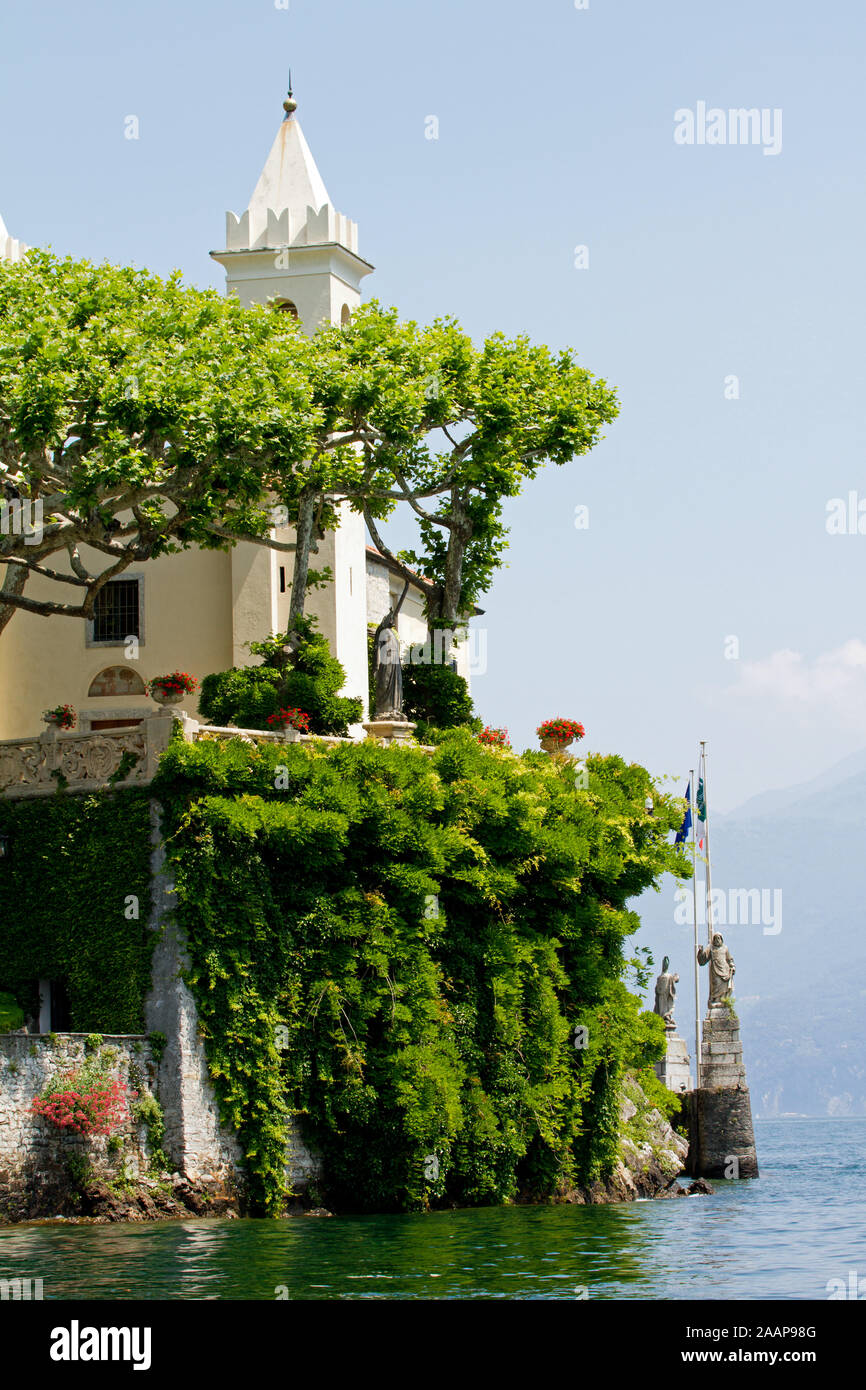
[3,0,865,809]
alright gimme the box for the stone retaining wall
[0,1034,158,1208]
[144,801,322,1195]
[0,723,329,1217]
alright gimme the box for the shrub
[401,660,478,742]
[200,618,362,736]
[32,1056,132,1136]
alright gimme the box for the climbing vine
[0,791,154,1031]
[154,732,688,1216]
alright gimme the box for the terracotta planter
[540,736,573,755]
[151,689,184,707]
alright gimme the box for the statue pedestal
[655,1023,692,1094]
[700,1005,747,1088]
[362,720,416,748]
[682,1004,759,1179]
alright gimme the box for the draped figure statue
[373,615,404,720]
[697,932,735,1005]
[653,955,679,1023]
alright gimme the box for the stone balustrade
[0,712,358,800]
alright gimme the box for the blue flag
[674,781,692,846]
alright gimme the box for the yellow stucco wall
[0,545,234,740]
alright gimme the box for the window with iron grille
[92,579,140,643]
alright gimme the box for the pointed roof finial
[283,69,297,118]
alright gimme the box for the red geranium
[478,726,510,748]
[536,718,586,743]
[147,671,198,696]
[43,704,76,730]
[267,707,310,733]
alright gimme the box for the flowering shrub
[31,1059,133,1137]
[477,726,510,748]
[43,704,76,730]
[537,718,585,744]
[266,707,311,733]
[147,671,198,697]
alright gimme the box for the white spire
[222,83,360,256]
[0,212,28,263]
[247,117,331,240]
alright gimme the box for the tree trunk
[440,495,472,623]
[0,563,27,637]
[287,488,318,632]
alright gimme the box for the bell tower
[210,78,374,329]
[210,79,373,722]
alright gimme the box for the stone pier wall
[682,1086,759,1180]
[678,1004,759,1180]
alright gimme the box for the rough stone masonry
[683,1005,759,1180]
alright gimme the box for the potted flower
[536,718,585,755]
[147,672,198,707]
[42,704,76,731]
[266,707,311,741]
[477,726,510,749]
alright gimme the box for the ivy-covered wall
[0,791,154,1032]
[154,732,687,1216]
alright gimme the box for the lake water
[1,1119,863,1300]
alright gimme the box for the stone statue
[373,614,404,720]
[653,955,679,1023]
[698,932,735,1006]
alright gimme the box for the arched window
[276,299,299,320]
[87,666,146,698]
[341,304,352,327]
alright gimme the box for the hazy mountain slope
[719,747,866,822]
[737,965,866,1117]
[633,758,866,1116]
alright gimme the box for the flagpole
[701,741,714,948]
[690,769,701,1089]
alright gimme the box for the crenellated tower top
[0,212,28,264]
[210,75,372,328]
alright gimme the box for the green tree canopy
[321,306,619,620]
[0,251,350,633]
[0,252,618,636]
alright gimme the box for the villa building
[0,86,471,740]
